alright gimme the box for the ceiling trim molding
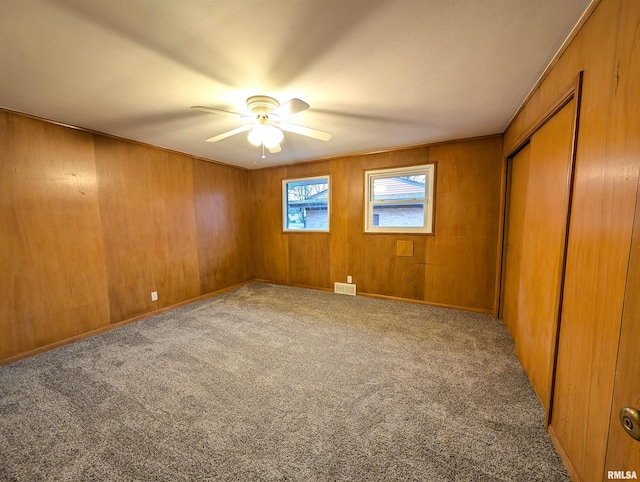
[0,106,250,171]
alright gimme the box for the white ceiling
[0,0,592,169]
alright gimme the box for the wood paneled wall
[193,160,253,293]
[503,0,640,479]
[426,140,503,309]
[0,113,110,359]
[94,138,201,323]
[251,136,503,312]
[0,111,253,363]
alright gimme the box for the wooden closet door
[502,99,576,416]
[502,144,530,339]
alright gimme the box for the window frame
[282,175,330,233]
[364,164,435,234]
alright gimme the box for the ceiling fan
[192,96,332,155]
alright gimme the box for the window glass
[364,165,434,233]
[372,204,425,228]
[282,176,329,231]
[372,175,426,202]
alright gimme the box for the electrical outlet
[151,291,158,301]
[347,275,353,283]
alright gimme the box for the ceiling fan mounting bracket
[246,95,279,115]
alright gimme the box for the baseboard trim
[252,279,334,293]
[0,280,252,366]
[357,291,494,314]
[548,424,581,481]
[253,279,493,315]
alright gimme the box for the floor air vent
[334,282,356,296]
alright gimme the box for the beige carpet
[0,282,569,481]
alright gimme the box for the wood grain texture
[1,108,254,362]
[251,138,502,311]
[503,100,576,417]
[94,137,201,323]
[604,172,640,478]
[426,137,503,310]
[396,240,414,257]
[0,112,110,360]
[603,0,640,475]
[288,233,331,288]
[501,144,531,339]
[193,160,253,293]
[550,1,635,479]
[347,144,431,301]
[251,162,333,287]
[359,234,427,300]
[504,0,640,479]
[329,157,350,285]
[250,166,289,283]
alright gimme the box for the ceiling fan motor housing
[246,96,280,115]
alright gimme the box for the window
[364,164,435,233]
[282,175,330,231]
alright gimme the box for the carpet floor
[0,282,569,481]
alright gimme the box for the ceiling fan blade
[268,144,282,154]
[205,124,253,142]
[192,105,248,118]
[270,98,310,118]
[278,122,332,141]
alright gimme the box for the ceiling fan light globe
[263,126,284,149]
[248,125,267,146]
